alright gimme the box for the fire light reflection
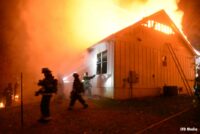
[14,95,19,101]
[63,77,70,83]
[0,102,5,109]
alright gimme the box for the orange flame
[20,0,183,74]
[65,0,183,47]
[21,0,183,48]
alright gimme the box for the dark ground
[0,95,199,134]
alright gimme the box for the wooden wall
[113,26,195,99]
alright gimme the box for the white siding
[86,41,115,98]
[113,26,195,99]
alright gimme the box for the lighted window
[147,20,154,28]
[157,23,161,31]
[142,20,174,35]
[96,50,107,74]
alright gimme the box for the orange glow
[65,0,183,46]
[14,95,19,101]
[20,0,184,74]
[0,102,5,109]
[79,0,183,40]
[21,0,183,48]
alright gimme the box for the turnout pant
[40,95,52,118]
[69,93,87,107]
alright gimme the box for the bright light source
[63,77,70,83]
[14,95,19,101]
[0,102,5,109]
[62,72,79,83]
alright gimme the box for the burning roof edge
[194,48,200,57]
[87,10,197,56]
[155,10,197,56]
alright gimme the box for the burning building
[64,10,196,99]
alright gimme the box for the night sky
[0,0,200,91]
[178,0,200,50]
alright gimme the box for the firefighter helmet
[42,68,51,74]
[73,73,79,78]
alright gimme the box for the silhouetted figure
[3,83,13,107]
[83,72,95,98]
[194,69,200,101]
[68,73,88,110]
[35,68,57,123]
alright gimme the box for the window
[96,50,107,74]
[97,53,101,74]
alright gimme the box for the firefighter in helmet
[68,73,88,110]
[83,72,95,98]
[35,68,58,123]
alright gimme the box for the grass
[92,95,194,116]
[0,94,198,134]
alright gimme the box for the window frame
[96,50,107,74]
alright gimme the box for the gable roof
[89,10,196,56]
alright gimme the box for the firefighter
[68,73,88,110]
[83,72,95,98]
[4,83,13,107]
[194,69,200,101]
[35,68,58,123]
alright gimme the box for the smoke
[0,0,185,102]
[0,0,76,102]
[178,0,200,50]
[0,0,28,91]
[21,0,85,73]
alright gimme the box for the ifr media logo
[180,127,198,132]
